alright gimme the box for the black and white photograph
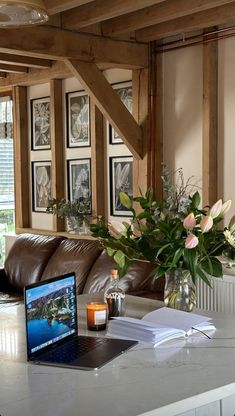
[110,156,133,216]
[31,97,51,150]
[109,82,132,145]
[32,161,51,212]
[67,159,91,213]
[67,91,90,147]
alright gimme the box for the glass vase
[164,269,196,312]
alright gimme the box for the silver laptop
[24,273,137,370]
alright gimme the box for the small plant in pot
[46,197,92,233]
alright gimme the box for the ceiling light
[0,1,48,27]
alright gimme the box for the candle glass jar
[86,302,108,331]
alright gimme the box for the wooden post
[50,79,65,231]
[90,101,105,217]
[132,43,163,200]
[13,86,30,228]
[203,34,218,206]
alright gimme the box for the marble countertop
[1,293,235,416]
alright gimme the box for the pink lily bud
[200,215,213,233]
[209,199,222,219]
[108,221,126,239]
[183,213,196,230]
[220,199,232,216]
[185,234,199,249]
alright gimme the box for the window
[0,96,14,266]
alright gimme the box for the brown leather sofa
[0,233,165,302]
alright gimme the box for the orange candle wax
[86,302,107,331]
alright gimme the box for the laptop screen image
[25,274,77,357]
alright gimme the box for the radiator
[196,276,235,315]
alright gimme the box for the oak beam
[50,79,65,231]
[90,102,105,217]
[136,1,235,41]
[103,0,234,36]
[0,26,148,68]
[66,59,143,159]
[132,68,150,198]
[0,61,71,88]
[0,63,27,73]
[0,53,51,68]
[202,37,218,207]
[13,86,30,228]
[44,0,93,14]
[62,0,164,30]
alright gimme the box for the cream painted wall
[218,37,235,223]
[163,45,203,189]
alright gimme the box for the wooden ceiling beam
[62,0,164,30]
[0,72,6,78]
[44,0,93,15]
[0,61,71,88]
[66,59,143,159]
[0,52,51,68]
[0,27,148,68]
[0,63,27,73]
[136,1,235,41]
[103,0,235,36]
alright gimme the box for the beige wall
[163,45,203,188]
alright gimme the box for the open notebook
[107,307,215,346]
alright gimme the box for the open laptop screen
[25,274,77,356]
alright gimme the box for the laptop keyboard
[37,336,108,364]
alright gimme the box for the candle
[86,302,108,331]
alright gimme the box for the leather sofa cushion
[41,239,102,294]
[4,233,65,292]
[82,250,163,294]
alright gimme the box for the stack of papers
[107,307,215,346]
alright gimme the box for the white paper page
[143,307,212,333]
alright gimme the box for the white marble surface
[1,293,235,416]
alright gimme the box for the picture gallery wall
[29,70,133,231]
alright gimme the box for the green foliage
[46,198,91,231]
[90,166,235,285]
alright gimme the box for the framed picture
[67,91,90,148]
[109,81,132,145]
[32,161,51,212]
[31,97,51,150]
[110,156,133,216]
[67,158,92,213]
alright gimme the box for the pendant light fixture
[0,1,48,27]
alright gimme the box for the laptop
[24,273,137,370]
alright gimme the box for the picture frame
[32,161,51,212]
[67,158,92,213]
[31,97,51,150]
[110,156,133,216]
[67,91,90,148]
[109,81,132,145]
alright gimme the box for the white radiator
[196,275,235,315]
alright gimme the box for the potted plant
[46,198,92,233]
[90,166,235,311]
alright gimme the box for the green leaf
[191,191,201,209]
[106,246,116,257]
[119,192,132,210]
[201,257,223,278]
[196,266,212,288]
[171,248,184,267]
[156,243,172,259]
[183,248,197,281]
[114,250,126,269]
